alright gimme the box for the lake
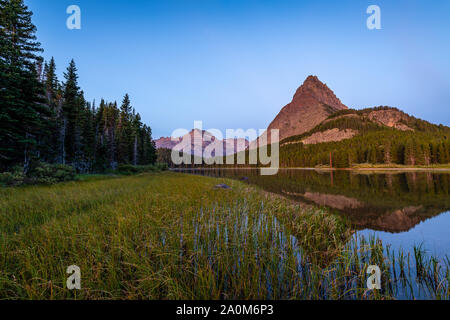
[174,168,450,261]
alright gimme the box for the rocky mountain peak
[292,75,347,111]
[250,76,348,148]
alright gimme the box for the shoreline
[1,171,448,299]
[171,167,450,172]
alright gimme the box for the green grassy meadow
[0,172,448,299]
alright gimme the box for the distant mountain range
[156,75,450,167]
[155,129,249,157]
[156,75,350,155]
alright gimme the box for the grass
[351,163,450,169]
[0,172,448,299]
[225,163,450,170]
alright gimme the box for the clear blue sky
[27,0,450,138]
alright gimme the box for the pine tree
[80,102,95,172]
[404,139,416,166]
[117,94,133,164]
[93,99,108,172]
[131,111,142,165]
[437,143,448,164]
[384,141,392,164]
[41,57,62,162]
[62,59,84,167]
[44,57,58,103]
[0,3,165,173]
[0,0,50,171]
[138,124,156,165]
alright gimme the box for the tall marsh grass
[0,172,448,299]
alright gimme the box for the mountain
[250,75,348,148]
[157,75,449,168]
[277,105,450,168]
[242,75,449,168]
[155,129,249,157]
[281,106,444,146]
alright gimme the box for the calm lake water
[175,168,450,260]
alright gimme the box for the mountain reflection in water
[174,168,450,234]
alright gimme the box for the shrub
[1,162,165,187]
[116,164,166,175]
[116,164,141,175]
[27,163,76,185]
[155,162,169,171]
[0,166,25,187]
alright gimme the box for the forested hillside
[0,0,156,174]
[159,106,450,168]
[280,129,450,168]
[279,106,450,168]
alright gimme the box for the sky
[27,0,450,138]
